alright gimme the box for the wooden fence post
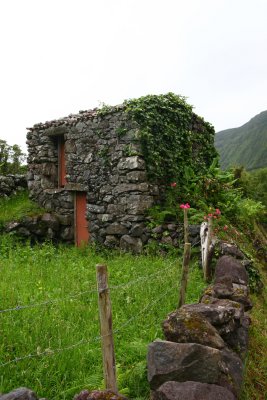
[184,208,189,244]
[178,243,191,308]
[96,264,118,393]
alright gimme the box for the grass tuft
[0,190,44,226]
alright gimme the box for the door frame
[74,191,89,247]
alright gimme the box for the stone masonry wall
[0,175,27,197]
[27,109,159,251]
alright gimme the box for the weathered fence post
[201,218,213,282]
[178,242,191,308]
[96,264,118,393]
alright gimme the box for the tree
[0,139,26,175]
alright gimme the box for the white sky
[0,0,266,152]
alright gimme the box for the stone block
[126,171,147,182]
[117,156,145,170]
[120,235,143,253]
[215,256,248,286]
[106,223,128,235]
[87,204,105,214]
[163,308,225,349]
[147,340,243,396]
[127,195,154,214]
[151,381,236,400]
[148,340,221,390]
[182,300,243,326]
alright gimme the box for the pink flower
[204,215,207,220]
[208,213,213,217]
[180,203,190,209]
[170,182,177,187]
[215,208,221,215]
[223,225,228,231]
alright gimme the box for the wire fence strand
[0,260,179,314]
[0,280,178,368]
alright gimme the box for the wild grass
[241,264,267,400]
[0,190,44,225]
[0,236,206,399]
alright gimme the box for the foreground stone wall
[147,243,253,399]
[0,175,27,197]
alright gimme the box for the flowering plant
[179,202,190,243]
[180,203,190,209]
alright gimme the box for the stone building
[26,99,215,251]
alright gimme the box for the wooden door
[75,192,89,247]
[58,136,67,187]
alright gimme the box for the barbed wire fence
[0,260,180,376]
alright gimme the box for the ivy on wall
[123,93,217,184]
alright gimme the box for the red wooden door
[59,137,67,187]
[75,192,89,247]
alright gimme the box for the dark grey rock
[215,256,248,286]
[147,340,222,390]
[0,387,38,400]
[151,381,236,400]
[147,340,243,396]
[73,389,128,400]
[129,223,145,237]
[182,300,243,326]
[41,213,59,231]
[106,223,128,235]
[219,242,245,259]
[120,235,143,253]
[221,314,251,359]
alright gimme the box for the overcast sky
[0,0,266,152]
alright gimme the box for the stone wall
[0,175,27,197]
[27,106,214,250]
[147,243,253,399]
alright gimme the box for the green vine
[123,93,217,183]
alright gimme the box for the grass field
[0,235,206,399]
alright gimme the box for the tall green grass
[0,236,205,399]
[0,191,44,226]
[241,267,267,400]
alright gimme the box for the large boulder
[162,308,225,349]
[147,340,243,396]
[151,381,236,400]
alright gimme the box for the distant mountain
[215,111,267,171]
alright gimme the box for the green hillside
[215,111,267,170]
